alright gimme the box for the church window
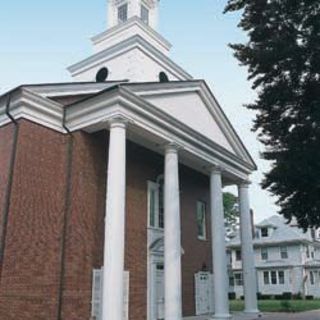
[196,201,206,240]
[118,3,128,24]
[147,176,164,229]
[96,67,109,82]
[141,5,149,25]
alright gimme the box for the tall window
[140,4,149,25]
[310,271,315,285]
[118,3,128,24]
[278,271,285,284]
[280,246,288,259]
[261,247,268,260]
[196,201,206,240]
[263,271,270,285]
[235,249,242,261]
[148,177,164,229]
[271,271,277,285]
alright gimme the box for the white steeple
[107,0,159,30]
[67,0,192,82]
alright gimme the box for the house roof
[228,215,320,248]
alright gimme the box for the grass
[230,299,320,313]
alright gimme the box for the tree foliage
[225,0,320,229]
[223,192,239,234]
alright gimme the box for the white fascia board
[65,86,254,177]
[91,17,171,54]
[0,88,64,132]
[26,82,126,98]
[68,35,192,81]
[126,81,257,169]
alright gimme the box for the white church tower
[68,0,191,82]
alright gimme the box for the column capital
[238,179,251,189]
[108,115,132,129]
[164,142,183,154]
[210,165,223,175]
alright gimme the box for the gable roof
[228,215,318,247]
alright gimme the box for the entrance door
[195,272,214,315]
[155,264,165,320]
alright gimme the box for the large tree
[224,0,320,229]
[223,192,239,236]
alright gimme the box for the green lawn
[230,299,320,313]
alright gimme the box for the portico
[64,79,259,320]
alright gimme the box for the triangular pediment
[127,81,255,167]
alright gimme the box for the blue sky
[0,0,279,222]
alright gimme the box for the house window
[118,3,128,24]
[196,201,206,240]
[235,249,242,261]
[310,271,315,285]
[263,271,270,285]
[141,4,149,25]
[271,271,277,285]
[261,227,269,237]
[261,248,268,260]
[306,246,310,259]
[280,246,288,259]
[148,177,164,229]
[234,273,243,286]
[278,271,285,284]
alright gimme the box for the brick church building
[0,1,259,320]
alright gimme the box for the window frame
[148,181,161,229]
[196,201,207,240]
[140,4,149,25]
[235,249,242,261]
[261,227,269,238]
[280,246,288,259]
[261,247,268,260]
[118,3,128,24]
[234,272,243,287]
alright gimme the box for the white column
[238,182,259,314]
[164,143,182,320]
[102,117,127,320]
[210,168,231,320]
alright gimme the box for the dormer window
[141,4,149,25]
[118,3,128,24]
[261,227,269,238]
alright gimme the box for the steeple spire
[107,0,159,30]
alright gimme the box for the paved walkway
[185,310,320,320]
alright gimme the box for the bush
[282,292,292,300]
[293,293,303,300]
[280,300,292,312]
[306,295,314,300]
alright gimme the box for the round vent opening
[159,72,169,83]
[96,67,109,82]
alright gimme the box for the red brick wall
[0,120,68,320]
[180,167,212,317]
[0,121,212,320]
[0,123,15,255]
[61,130,107,320]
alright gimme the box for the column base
[211,313,232,320]
[243,309,261,315]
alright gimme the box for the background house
[228,215,320,299]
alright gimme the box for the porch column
[164,143,182,320]
[238,182,259,314]
[210,167,231,320]
[102,117,127,320]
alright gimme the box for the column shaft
[164,145,182,320]
[210,169,231,320]
[239,183,259,314]
[102,120,127,320]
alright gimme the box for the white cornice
[65,86,255,176]
[91,17,171,53]
[0,88,64,132]
[68,35,192,81]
